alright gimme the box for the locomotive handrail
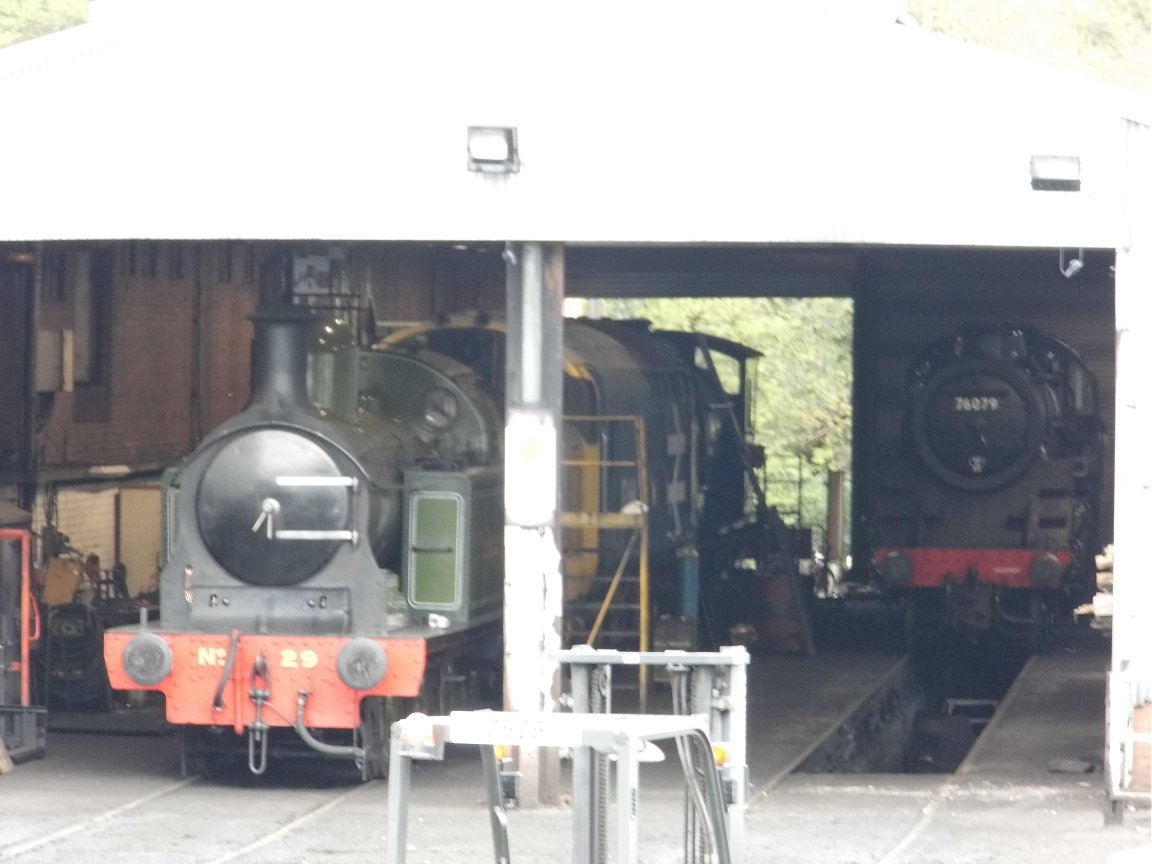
[559,512,646,529]
[275,529,358,541]
[562,459,642,468]
[563,414,651,423]
[692,335,770,516]
[275,475,358,487]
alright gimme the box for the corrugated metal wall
[852,247,1116,560]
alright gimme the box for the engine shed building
[0,0,1149,814]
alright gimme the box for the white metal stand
[385,710,730,864]
[555,646,748,864]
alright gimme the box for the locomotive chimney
[249,305,315,412]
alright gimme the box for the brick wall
[35,242,261,471]
[199,245,258,433]
[353,246,505,330]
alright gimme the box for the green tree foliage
[905,0,1151,90]
[598,297,853,542]
[0,0,87,50]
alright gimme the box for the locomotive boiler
[867,323,1104,651]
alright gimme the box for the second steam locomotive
[868,323,1104,651]
[105,306,795,776]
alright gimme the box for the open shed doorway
[568,295,855,579]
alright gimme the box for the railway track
[0,776,199,861]
[0,775,385,863]
[0,733,395,864]
[753,770,1119,864]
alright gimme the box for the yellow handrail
[560,414,651,710]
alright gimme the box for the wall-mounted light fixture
[1030,155,1081,191]
[467,126,519,174]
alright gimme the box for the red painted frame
[105,632,426,733]
[872,547,1072,589]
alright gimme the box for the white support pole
[503,241,565,806]
[1109,116,1152,803]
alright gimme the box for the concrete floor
[2,628,1149,863]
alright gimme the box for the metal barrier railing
[386,710,727,864]
[384,646,748,864]
[555,646,748,864]
[0,528,46,766]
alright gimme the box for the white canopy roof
[0,1,1146,246]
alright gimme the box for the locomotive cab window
[407,491,463,610]
[697,346,741,396]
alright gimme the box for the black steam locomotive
[867,323,1104,651]
[105,307,797,777]
[378,316,797,651]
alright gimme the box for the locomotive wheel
[903,591,947,654]
[178,728,218,778]
[178,729,200,778]
[904,591,952,694]
[358,696,405,780]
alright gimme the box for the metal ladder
[560,415,653,706]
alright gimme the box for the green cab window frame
[406,491,464,610]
